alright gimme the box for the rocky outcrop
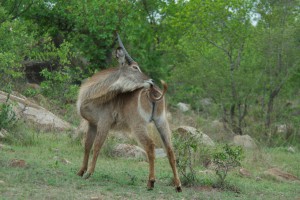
[0,91,73,132]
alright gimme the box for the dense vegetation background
[0,0,299,146]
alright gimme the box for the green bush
[40,67,80,104]
[24,88,39,97]
[0,94,17,130]
[212,144,244,186]
[172,131,199,186]
[172,131,215,186]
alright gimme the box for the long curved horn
[149,80,168,101]
[117,33,135,65]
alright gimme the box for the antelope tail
[149,80,168,102]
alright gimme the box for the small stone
[177,102,190,112]
[61,158,72,165]
[90,197,102,200]
[239,168,252,178]
[0,129,8,139]
[287,146,296,153]
[199,170,214,175]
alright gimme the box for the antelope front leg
[165,145,182,192]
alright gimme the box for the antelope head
[116,33,142,73]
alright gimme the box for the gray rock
[176,102,190,112]
[0,129,8,139]
[0,91,73,132]
[239,168,252,178]
[155,148,166,158]
[112,144,147,161]
[176,126,215,146]
[200,98,212,106]
[233,135,257,149]
[287,146,296,153]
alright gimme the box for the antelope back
[77,66,151,115]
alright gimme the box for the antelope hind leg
[77,123,97,177]
[154,120,182,192]
[83,122,110,179]
[133,127,156,190]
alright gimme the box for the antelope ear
[116,47,126,67]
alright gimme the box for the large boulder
[0,91,73,132]
[112,144,147,161]
[175,126,215,146]
[233,134,257,149]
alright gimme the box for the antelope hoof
[83,172,92,179]
[147,180,155,190]
[77,169,85,177]
[176,186,182,192]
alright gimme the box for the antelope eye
[131,65,141,71]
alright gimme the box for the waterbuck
[76,35,182,192]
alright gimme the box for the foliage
[160,0,300,140]
[0,17,34,89]
[212,144,244,186]
[40,67,80,104]
[172,131,199,185]
[24,88,39,98]
[0,94,17,130]
[0,0,299,145]
[173,130,244,187]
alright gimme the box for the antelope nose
[147,79,154,86]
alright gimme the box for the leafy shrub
[0,94,17,130]
[24,88,39,97]
[172,131,214,186]
[212,144,244,186]
[40,67,80,104]
[173,129,244,188]
[172,131,199,185]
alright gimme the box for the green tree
[161,0,257,134]
[0,2,36,89]
[255,0,300,138]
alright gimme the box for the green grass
[0,133,300,200]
